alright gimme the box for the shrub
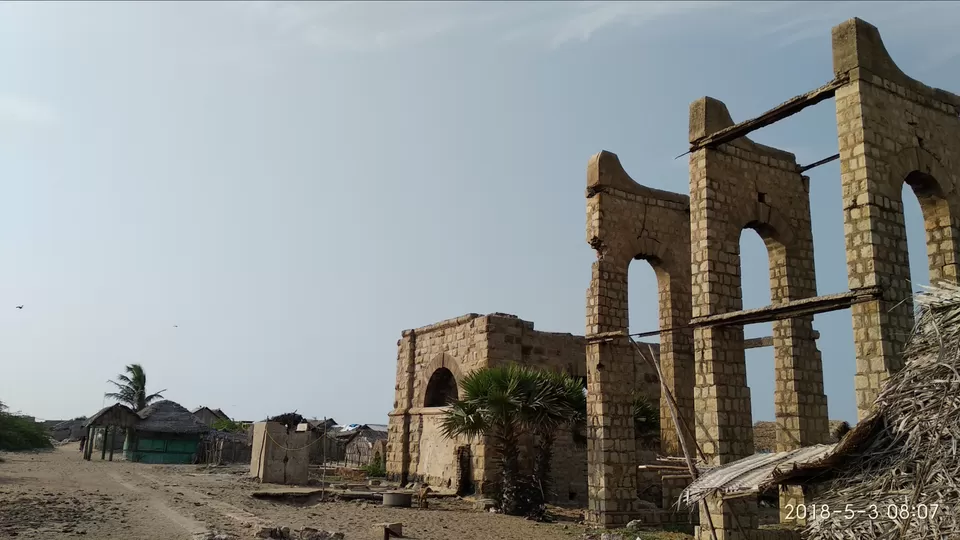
[212,418,247,434]
[0,406,53,452]
[361,456,386,478]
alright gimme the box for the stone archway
[423,367,458,408]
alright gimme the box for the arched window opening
[627,258,659,343]
[424,367,458,407]
[740,229,775,430]
[902,175,935,295]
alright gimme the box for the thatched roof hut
[83,403,139,430]
[682,284,960,538]
[136,400,211,434]
[768,283,960,539]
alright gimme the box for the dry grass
[752,420,847,453]
[802,283,960,539]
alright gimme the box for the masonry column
[657,273,695,457]
[585,256,639,527]
[386,331,417,484]
[832,19,945,420]
[767,196,830,524]
[689,97,757,539]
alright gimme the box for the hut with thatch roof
[125,400,211,464]
[768,283,960,539]
[681,284,960,539]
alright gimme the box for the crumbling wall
[386,315,489,491]
[583,150,693,526]
[832,18,960,421]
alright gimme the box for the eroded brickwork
[386,312,656,505]
[584,151,693,526]
[687,96,830,536]
[832,18,960,421]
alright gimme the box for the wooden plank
[689,76,850,153]
[619,332,817,346]
[690,287,883,329]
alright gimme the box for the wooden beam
[689,76,850,153]
[799,153,840,173]
[690,287,883,329]
[621,331,818,346]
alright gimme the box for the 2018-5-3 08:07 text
[784,503,943,521]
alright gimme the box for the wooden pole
[84,426,92,461]
[100,427,108,460]
[108,427,115,461]
[630,338,719,540]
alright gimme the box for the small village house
[339,424,388,467]
[125,401,211,464]
[302,418,342,464]
[191,406,230,427]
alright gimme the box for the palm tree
[632,392,661,447]
[105,364,165,412]
[528,370,587,510]
[439,364,543,515]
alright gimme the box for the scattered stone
[473,499,496,511]
[625,519,643,531]
[299,528,344,540]
[193,532,238,540]
[373,522,402,538]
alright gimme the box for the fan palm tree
[632,392,661,447]
[439,364,543,515]
[528,370,587,509]
[105,364,165,412]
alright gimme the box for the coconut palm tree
[105,364,165,412]
[439,364,543,515]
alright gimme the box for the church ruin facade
[585,17,960,539]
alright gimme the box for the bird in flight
[173,325,178,328]
[15,305,23,309]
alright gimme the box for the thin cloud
[235,1,515,52]
[0,94,57,126]
[236,1,740,52]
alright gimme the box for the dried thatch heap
[776,283,960,539]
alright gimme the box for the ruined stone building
[385,312,646,504]
[585,17,960,539]
[388,16,959,540]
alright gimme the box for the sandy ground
[0,444,605,540]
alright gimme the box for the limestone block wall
[387,312,659,505]
[583,150,693,526]
[689,97,828,468]
[832,18,960,420]
[386,314,490,491]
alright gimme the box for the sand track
[0,444,594,540]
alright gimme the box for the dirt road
[0,444,598,540]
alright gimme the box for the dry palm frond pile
[803,283,960,539]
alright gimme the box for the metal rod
[799,153,840,173]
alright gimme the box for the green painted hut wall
[124,431,200,464]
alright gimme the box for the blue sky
[1,2,958,425]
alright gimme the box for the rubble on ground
[256,525,344,539]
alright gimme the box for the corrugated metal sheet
[682,444,836,506]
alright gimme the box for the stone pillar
[658,271,696,459]
[832,18,960,420]
[585,257,639,527]
[690,94,825,538]
[387,331,417,484]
